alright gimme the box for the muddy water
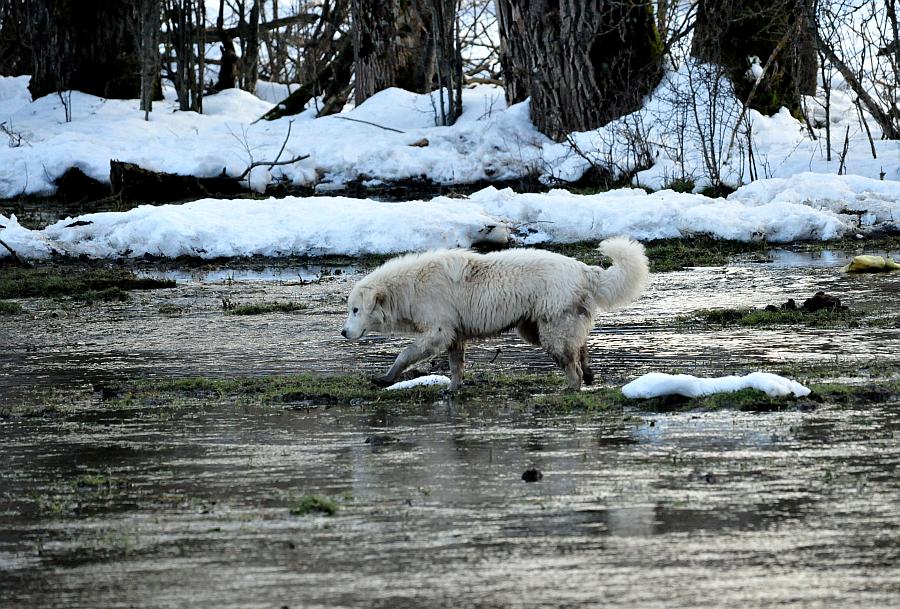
[2,249,900,608]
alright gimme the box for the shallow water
[2,250,900,608]
[2,249,899,401]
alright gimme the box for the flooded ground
[2,247,900,608]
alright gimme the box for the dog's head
[341,284,386,340]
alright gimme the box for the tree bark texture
[692,0,817,116]
[26,0,144,100]
[242,0,261,93]
[0,0,32,76]
[497,0,665,141]
[137,0,163,116]
[352,0,462,124]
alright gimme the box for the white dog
[341,237,649,391]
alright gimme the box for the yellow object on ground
[843,255,900,273]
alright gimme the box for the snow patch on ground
[622,372,811,399]
[385,375,452,391]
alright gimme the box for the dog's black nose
[341,329,347,338]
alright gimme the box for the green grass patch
[158,303,185,315]
[224,300,307,315]
[542,236,770,273]
[662,177,696,193]
[289,494,338,517]
[108,372,447,407]
[532,387,628,411]
[691,388,788,412]
[0,300,22,315]
[75,286,130,302]
[75,473,115,488]
[0,267,175,300]
[643,236,769,272]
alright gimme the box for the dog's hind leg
[448,340,466,391]
[374,331,453,387]
[539,315,592,391]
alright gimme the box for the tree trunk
[137,0,163,117]
[214,0,240,92]
[496,0,665,141]
[0,0,32,77]
[692,0,817,116]
[242,0,261,93]
[165,0,204,112]
[352,0,430,102]
[351,0,462,123]
[26,0,144,100]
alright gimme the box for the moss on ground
[542,236,770,272]
[87,369,899,417]
[0,266,174,300]
[289,494,338,517]
[106,372,446,407]
[0,299,23,315]
[686,306,861,328]
[224,301,307,315]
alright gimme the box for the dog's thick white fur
[341,236,649,390]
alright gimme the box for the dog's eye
[352,307,358,314]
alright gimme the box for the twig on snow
[331,115,406,134]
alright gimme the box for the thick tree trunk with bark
[352,0,462,124]
[0,0,32,76]
[497,0,665,141]
[692,0,817,116]
[26,0,144,100]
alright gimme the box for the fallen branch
[235,153,311,181]
[331,116,406,134]
[0,237,30,267]
[235,120,311,181]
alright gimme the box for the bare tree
[136,0,163,119]
[164,0,206,112]
[260,0,354,120]
[810,0,900,139]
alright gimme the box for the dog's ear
[374,289,386,307]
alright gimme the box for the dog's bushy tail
[591,236,649,310]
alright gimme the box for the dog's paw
[582,369,595,385]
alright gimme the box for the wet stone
[522,467,544,483]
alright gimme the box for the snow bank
[385,375,452,391]
[621,372,811,399]
[0,78,541,198]
[3,58,900,199]
[3,172,898,260]
[0,196,508,259]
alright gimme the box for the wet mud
[2,247,900,608]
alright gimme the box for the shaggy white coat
[341,236,649,390]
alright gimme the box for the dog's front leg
[373,333,450,387]
[448,340,466,391]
